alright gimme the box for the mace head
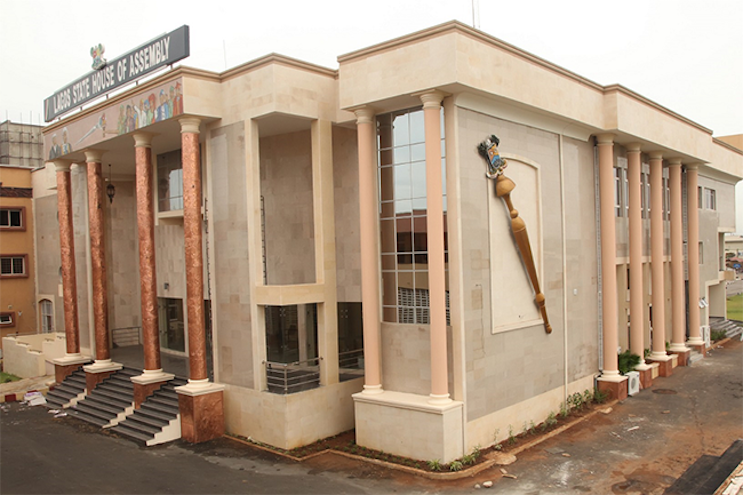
[478,134,507,178]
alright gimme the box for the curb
[225,400,618,481]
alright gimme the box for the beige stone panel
[705,140,743,180]
[182,76,222,119]
[208,122,253,388]
[260,130,316,285]
[155,224,186,299]
[332,127,361,303]
[223,378,362,450]
[466,374,594,452]
[31,162,58,199]
[455,109,569,421]
[354,391,464,463]
[71,165,92,352]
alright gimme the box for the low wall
[224,377,363,450]
[2,333,66,378]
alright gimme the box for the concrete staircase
[665,439,743,494]
[710,317,743,340]
[111,376,187,446]
[71,367,138,427]
[45,368,87,409]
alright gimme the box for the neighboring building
[726,234,743,258]
[36,22,742,461]
[0,165,38,347]
[0,121,44,169]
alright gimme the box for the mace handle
[496,174,552,334]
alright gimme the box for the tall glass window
[378,107,448,325]
[157,149,183,212]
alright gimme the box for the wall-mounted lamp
[106,163,116,203]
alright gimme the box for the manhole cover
[652,389,677,395]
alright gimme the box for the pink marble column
[55,161,81,356]
[686,165,704,353]
[51,160,90,383]
[420,91,450,404]
[131,133,173,405]
[180,118,208,383]
[596,135,621,383]
[174,117,224,444]
[668,159,689,362]
[648,152,672,374]
[354,106,383,394]
[626,145,648,366]
[83,150,122,381]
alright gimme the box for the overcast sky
[1,0,742,229]
[2,0,741,133]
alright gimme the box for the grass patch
[728,294,743,321]
[0,372,21,384]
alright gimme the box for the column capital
[52,159,73,173]
[626,142,643,153]
[686,162,701,171]
[133,132,155,148]
[351,106,376,125]
[667,157,683,167]
[648,151,663,161]
[596,133,615,145]
[179,117,201,134]
[83,149,104,163]
[413,89,448,109]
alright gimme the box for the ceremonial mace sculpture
[478,135,552,334]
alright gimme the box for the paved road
[728,278,743,298]
[2,341,741,494]
[0,405,427,495]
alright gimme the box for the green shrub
[593,387,609,404]
[449,460,463,471]
[618,350,641,374]
[711,329,727,341]
[427,459,442,471]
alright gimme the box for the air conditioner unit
[626,371,640,396]
[702,325,711,347]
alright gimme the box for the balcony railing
[338,348,364,382]
[265,357,320,394]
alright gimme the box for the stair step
[72,408,112,426]
[136,406,177,423]
[55,383,84,395]
[66,376,87,387]
[120,417,162,434]
[111,424,153,443]
[49,387,76,400]
[100,381,134,394]
[45,396,67,408]
[90,387,132,403]
[154,389,178,400]
[147,395,178,408]
[127,412,170,428]
[140,401,178,415]
[75,402,118,419]
[81,397,128,415]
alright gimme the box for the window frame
[0,312,14,327]
[0,254,28,278]
[0,207,26,231]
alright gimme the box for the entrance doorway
[158,298,185,352]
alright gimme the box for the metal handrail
[264,357,321,395]
[111,326,142,345]
[338,348,364,369]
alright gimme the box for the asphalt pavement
[2,340,741,494]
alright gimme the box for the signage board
[44,25,189,122]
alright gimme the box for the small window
[0,312,14,327]
[699,242,704,264]
[705,189,717,210]
[0,208,25,230]
[698,186,703,209]
[614,167,622,217]
[157,150,184,212]
[0,255,27,277]
[40,299,53,333]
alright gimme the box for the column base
[669,349,690,367]
[635,363,654,389]
[647,355,673,377]
[175,381,225,443]
[84,360,123,393]
[687,341,707,357]
[596,374,629,401]
[52,354,91,384]
[131,370,175,408]
[353,390,464,463]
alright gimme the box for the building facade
[36,22,742,460]
[0,165,38,346]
